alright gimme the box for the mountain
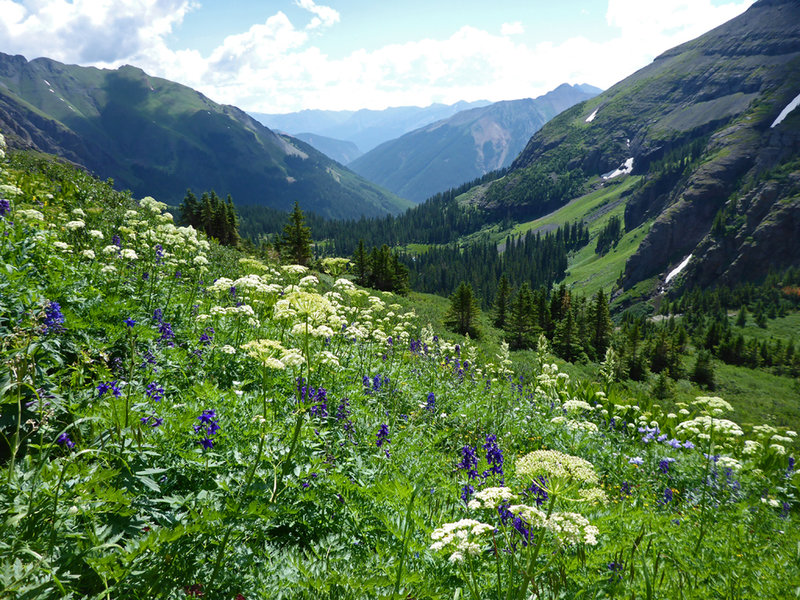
[0,53,411,219]
[347,84,601,203]
[470,0,800,297]
[292,132,363,165]
[250,100,491,153]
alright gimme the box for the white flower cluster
[692,396,734,416]
[429,519,495,562]
[466,486,518,510]
[515,450,599,486]
[675,415,743,440]
[241,339,304,370]
[505,505,599,546]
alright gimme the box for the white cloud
[295,0,340,30]
[0,0,756,112]
[501,21,524,36]
[0,0,195,64]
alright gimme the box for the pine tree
[691,350,716,390]
[444,281,481,338]
[352,240,368,286]
[493,275,511,329]
[554,303,582,362]
[281,202,313,266]
[735,305,747,327]
[590,289,613,358]
[507,282,538,350]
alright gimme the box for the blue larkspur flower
[458,445,479,480]
[425,392,435,412]
[376,423,390,457]
[97,380,122,398]
[146,382,164,402]
[0,198,11,217]
[43,301,65,334]
[482,434,504,483]
[124,317,136,328]
[195,409,220,450]
[56,432,75,449]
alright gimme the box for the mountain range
[464,0,800,298]
[250,100,491,154]
[0,53,411,219]
[348,84,601,203]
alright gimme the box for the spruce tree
[444,281,481,338]
[352,240,368,286]
[590,289,612,358]
[691,350,716,390]
[493,275,511,329]
[281,202,313,266]
[507,282,537,350]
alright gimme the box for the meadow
[1,140,798,599]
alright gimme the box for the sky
[0,0,756,113]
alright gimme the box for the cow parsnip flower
[515,450,599,486]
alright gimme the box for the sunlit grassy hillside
[0,143,798,599]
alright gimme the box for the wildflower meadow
[1,136,798,599]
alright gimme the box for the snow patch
[665,254,692,284]
[771,91,800,128]
[49,88,54,93]
[42,79,50,86]
[602,157,634,180]
[585,109,598,123]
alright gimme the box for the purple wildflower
[56,432,75,449]
[152,308,163,323]
[523,476,549,507]
[112,234,122,247]
[376,423,390,457]
[482,434,504,483]
[146,382,164,402]
[0,198,10,217]
[43,301,65,334]
[309,388,328,418]
[158,322,175,346]
[658,457,676,474]
[97,380,122,398]
[124,317,136,328]
[195,409,220,450]
[425,392,436,412]
[458,445,479,480]
[335,397,351,421]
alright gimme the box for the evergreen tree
[590,289,613,358]
[352,240,368,286]
[281,202,313,266]
[554,302,582,362]
[444,282,481,338]
[507,282,538,350]
[735,305,748,327]
[691,350,716,390]
[493,275,511,329]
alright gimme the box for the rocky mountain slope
[473,0,800,294]
[0,53,411,219]
[348,84,600,203]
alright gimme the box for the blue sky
[0,0,755,112]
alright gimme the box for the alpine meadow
[1,0,799,599]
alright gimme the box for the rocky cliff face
[477,0,800,292]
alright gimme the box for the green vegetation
[0,53,411,220]
[1,144,798,599]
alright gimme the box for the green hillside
[0,53,411,220]
[1,139,798,599]
[349,85,599,203]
